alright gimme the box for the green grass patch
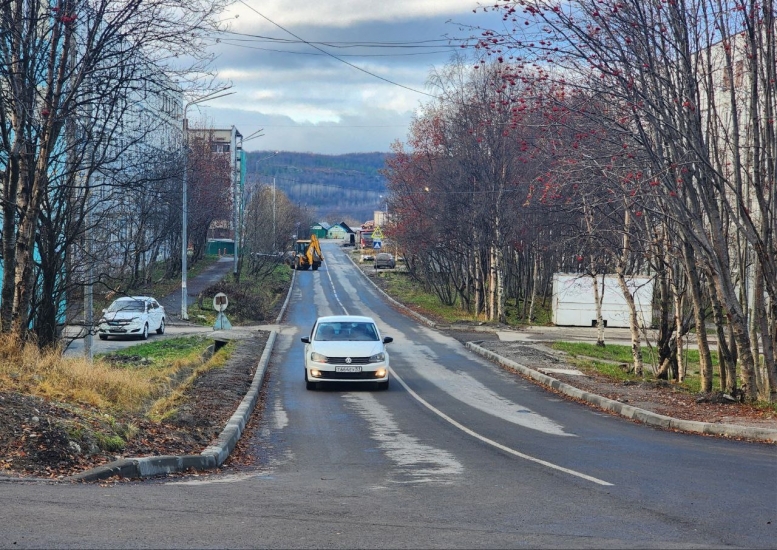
[375,271,481,324]
[103,336,212,364]
[550,341,732,394]
[551,342,637,363]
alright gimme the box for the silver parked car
[301,315,393,390]
[97,296,166,340]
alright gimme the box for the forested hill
[246,150,391,224]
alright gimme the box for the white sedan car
[97,296,166,341]
[301,315,393,390]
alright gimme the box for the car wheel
[98,334,107,340]
[377,379,389,391]
[305,370,317,391]
[156,318,165,335]
[140,323,148,340]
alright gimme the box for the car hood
[312,341,385,357]
[102,311,144,321]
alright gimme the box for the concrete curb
[68,265,297,482]
[67,330,278,482]
[344,247,776,443]
[466,341,777,444]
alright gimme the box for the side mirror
[383,336,393,344]
[300,336,310,344]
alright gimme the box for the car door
[147,300,160,329]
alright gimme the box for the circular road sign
[213,292,229,312]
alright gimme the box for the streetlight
[181,89,234,320]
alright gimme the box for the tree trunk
[702,276,734,394]
[681,243,713,392]
[616,208,643,376]
[592,271,605,347]
[528,254,539,324]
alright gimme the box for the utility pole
[181,89,234,319]
[273,176,276,252]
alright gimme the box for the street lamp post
[181,89,234,320]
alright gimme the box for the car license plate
[335,366,361,373]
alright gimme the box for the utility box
[552,273,654,328]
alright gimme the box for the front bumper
[306,363,389,383]
[97,322,144,335]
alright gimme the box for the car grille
[326,356,372,365]
[319,371,381,380]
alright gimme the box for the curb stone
[466,341,777,444]
[67,331,277,482]
[343,247,776,444]
[66,269,298,482]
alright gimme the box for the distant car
[97,296,166,341]
[374,252,395,269]
[301,315,393,390]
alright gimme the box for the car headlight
[369,352,385,363]
[98,318,106,324]
[310,352,328,363]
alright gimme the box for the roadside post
[213,292,232,332]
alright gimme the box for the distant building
[327,222,354,240]
[188,126,245,246]
[310,222,330,239]
[374,210,389,227]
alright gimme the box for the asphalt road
[3,241,775,548]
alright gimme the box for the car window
[353,323,379,341]
[314,322,379,341]
[107,300,145,312]
[315,324,337,341]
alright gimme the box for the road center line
[389,367,614,487]
[323,256,349,315]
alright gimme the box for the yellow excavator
[289,234,324,270]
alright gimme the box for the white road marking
[390,368,614,486]
[343,393,463,484]
[410,355,574,437]
[273,395,288,430]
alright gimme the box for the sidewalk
[157,256,234,324]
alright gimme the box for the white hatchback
[301,315,392,390]
[97,296,166,341]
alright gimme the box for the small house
[310,222,330,239]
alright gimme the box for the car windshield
[107,300,145,313]
[314,322,378,341]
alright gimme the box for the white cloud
[196,0,503,153]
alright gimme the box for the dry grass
[147,341,234,421]
[0,334,201,413]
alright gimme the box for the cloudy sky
[189,0,505,155]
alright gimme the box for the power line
[213,40,459,58]
[236,0,439,98]
[217,30,473,49]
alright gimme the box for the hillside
[247,151,390,224]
